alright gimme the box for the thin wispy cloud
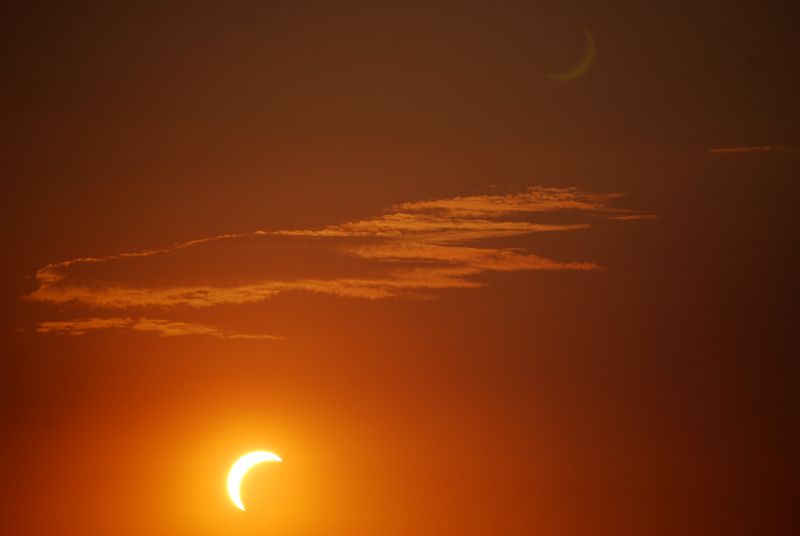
[607,214,659,221]
[35,317,281,340]
[392,187,626,217]
[25,187,649,338]
[709,145,796,155]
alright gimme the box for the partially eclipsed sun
[227,451,283,511]
[548,25,596,81]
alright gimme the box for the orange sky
[1,2,797,535]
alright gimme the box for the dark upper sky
[1,2,798,534]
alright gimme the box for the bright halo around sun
[227,450,283,511]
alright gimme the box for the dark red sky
[2,2,798,534]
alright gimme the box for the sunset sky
[2,2,797,534]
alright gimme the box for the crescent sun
[548,26,596,81]
[227,451,283,511]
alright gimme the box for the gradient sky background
[1,1,798,534]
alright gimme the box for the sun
[227,451,283,511]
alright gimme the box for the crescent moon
[548,26,596,81]
[227,450,282,511]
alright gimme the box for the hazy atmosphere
[2,2,797,534]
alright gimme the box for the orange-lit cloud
[606,214,659,221]
[709,145,796,154]
[345,242,600,272]
[28,273,482,308]
[35,317,281,340]
[392,187,625,217]
[25,187,648,337]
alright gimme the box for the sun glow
[227,451,283,511]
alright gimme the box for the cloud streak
[392,187,627,217]
[25,187,649,338]
[35,317,281,340]
[709,145,796,155]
